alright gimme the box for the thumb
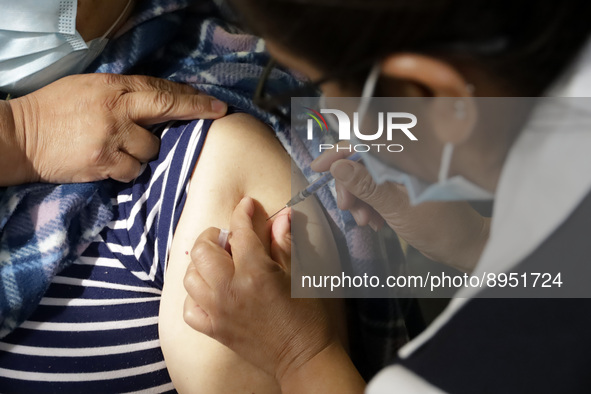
[330,159,409,214]
[270,210,292,271]
[230,196,256,232]
[230,197,273,274]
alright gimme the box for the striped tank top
[0,118,212,393]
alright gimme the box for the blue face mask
[0,0,132,96]
[360,141,494,204]
[323,63,494,205]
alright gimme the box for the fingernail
[277,213,291,233]
[137,163,146,178]
[332,161,355,182]
[368,220,378,232]
[350,209,363,226]
[310,156,321,171]
[240,196,255,217]
[286,211,292,231]
[373,217,385,231]
[211,99,227,113]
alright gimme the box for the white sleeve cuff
[366,364,448,394]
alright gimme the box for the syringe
[266,152,362,220]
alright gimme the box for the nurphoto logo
[305,107,418,153]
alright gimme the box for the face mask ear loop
[438,143,454,183]
[361,62,381,99]
[357,62,381,125]
[99,0,134,40]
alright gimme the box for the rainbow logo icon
[304,107,329,133]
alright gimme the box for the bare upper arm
[159,113,342,393]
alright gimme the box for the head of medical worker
[232,0,591,198]
[0,0,136,96]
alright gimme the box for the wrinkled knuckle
[183,270,199,292]
[153,91,176,114]
[111,119,133,139]
[86,147,115,181]
[151,77,172,92]
[102,93,124,113]
[356,173,379,200]
[182,306,194,323]
[100,73,121,87]
[103,96,119,112]
[89,144,111,167]
[128,75,149,89]
[111,152,138,183]
[386,183,410,208]
[190,241,210,263]
[192,97,208,114]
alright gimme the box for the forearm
[0,100,31,186]
[280,341,366,394]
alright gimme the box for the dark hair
[231,0,591,95]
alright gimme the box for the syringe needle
[266,153,362,221]
[266,205,288,221]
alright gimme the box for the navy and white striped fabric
[0,119,211,393]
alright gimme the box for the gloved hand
[311,148,490,272]
[1,73,227,186]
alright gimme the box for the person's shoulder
[207,112,285,157]
[204,112,290,198]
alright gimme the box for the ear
[381,53,477,144]
[380,53,472,97]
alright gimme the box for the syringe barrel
[287,152,363,207]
